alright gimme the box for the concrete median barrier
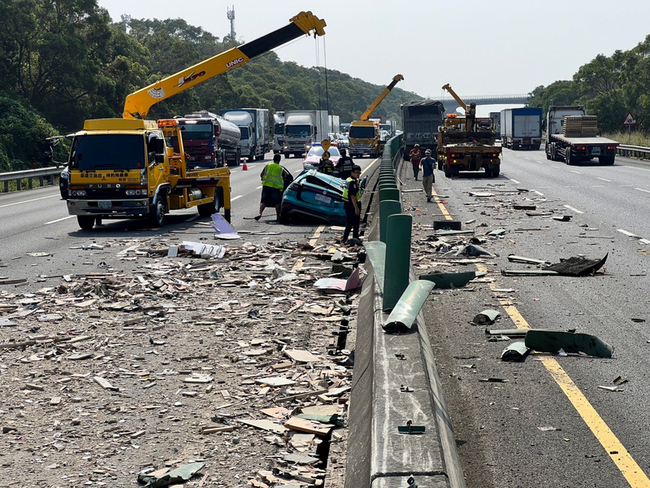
[346,139,465,487]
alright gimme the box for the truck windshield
[179,123,213,140]
[274,124,285,135]
[70,134,145,170]
[240,127,249,140]
[349,126,375,139]
[286,125,310,137]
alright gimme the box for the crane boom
[359,74,404,121]
[441,83,466,111]
[123,11,326,119]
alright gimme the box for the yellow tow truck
[65,12,326,230]
[438,83,501,178]
[348,74,403,158]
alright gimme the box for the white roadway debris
[0,237,360,487]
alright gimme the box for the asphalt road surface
[5,148,650,487]
[406,148,650,488]
[0,153,375,290]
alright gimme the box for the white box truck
[283,110,329,158]
[220,108,270,161]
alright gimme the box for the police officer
[318,150,334,175]
[341,165,362,245]
[335,148,354,179]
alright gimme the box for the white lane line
[570,170,581,174]
[509,178,520,184]
[186,215,199,222]
[532,190,544,196]
[232,195,243,201]
[45,215,75,225]
[256,185,262,189]
[597,177,611,182]
[0,194,59,209]
[635,188,650,194]
[618,229,639,238]
[564,204,584,214]
[641,239,650,245]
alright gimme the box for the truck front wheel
[148,196,166,227]
[77,215,95,231]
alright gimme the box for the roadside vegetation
[528,35,650,136]
[601,130,650,146]
[0,1,417,172]
[2,1,650,171]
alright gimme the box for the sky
[97,0,650,116]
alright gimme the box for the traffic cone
[242,158,248,171]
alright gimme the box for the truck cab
[66,118,230,230]
[348,121,382,157]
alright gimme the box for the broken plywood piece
[239,419,288,435]
[94,376,118,391]
[284,416,332,436]
[255,376,297,387]
[285,349,320,363]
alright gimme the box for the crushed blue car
[280,170,348,225]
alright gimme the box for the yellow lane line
[474,261,650,486]
[433,177,650,484]
[431,188,452,219]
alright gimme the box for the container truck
[328,115,340,137]
[283,110,328,158]
[544,106,618,165]
[489,112,501,139]
[500,107,542,150]
[273,112,285,154]
[401,100,445,160]
[174,111,241,167]
[220,108,270,161]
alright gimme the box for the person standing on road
[341,165,362,245]
[409,144,422,180]
[335,148,354,179]
[421,149,436,202]
[255,154,284,221]
[318,150,334,175]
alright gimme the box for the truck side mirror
[155,138,165,154]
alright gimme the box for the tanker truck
[175,111,242,167]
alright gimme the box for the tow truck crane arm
[442,83,476,131]
[123,11,326,119]
[359,74,404,121]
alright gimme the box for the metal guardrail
[617,144,650,160]
[0,166,62,193]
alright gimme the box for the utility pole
[227,6,235,40]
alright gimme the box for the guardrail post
[379,200,401,243]
[379,188,399,202]
[383,213,412,312]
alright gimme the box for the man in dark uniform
[341,165,362,245]
[335,148,354,179]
